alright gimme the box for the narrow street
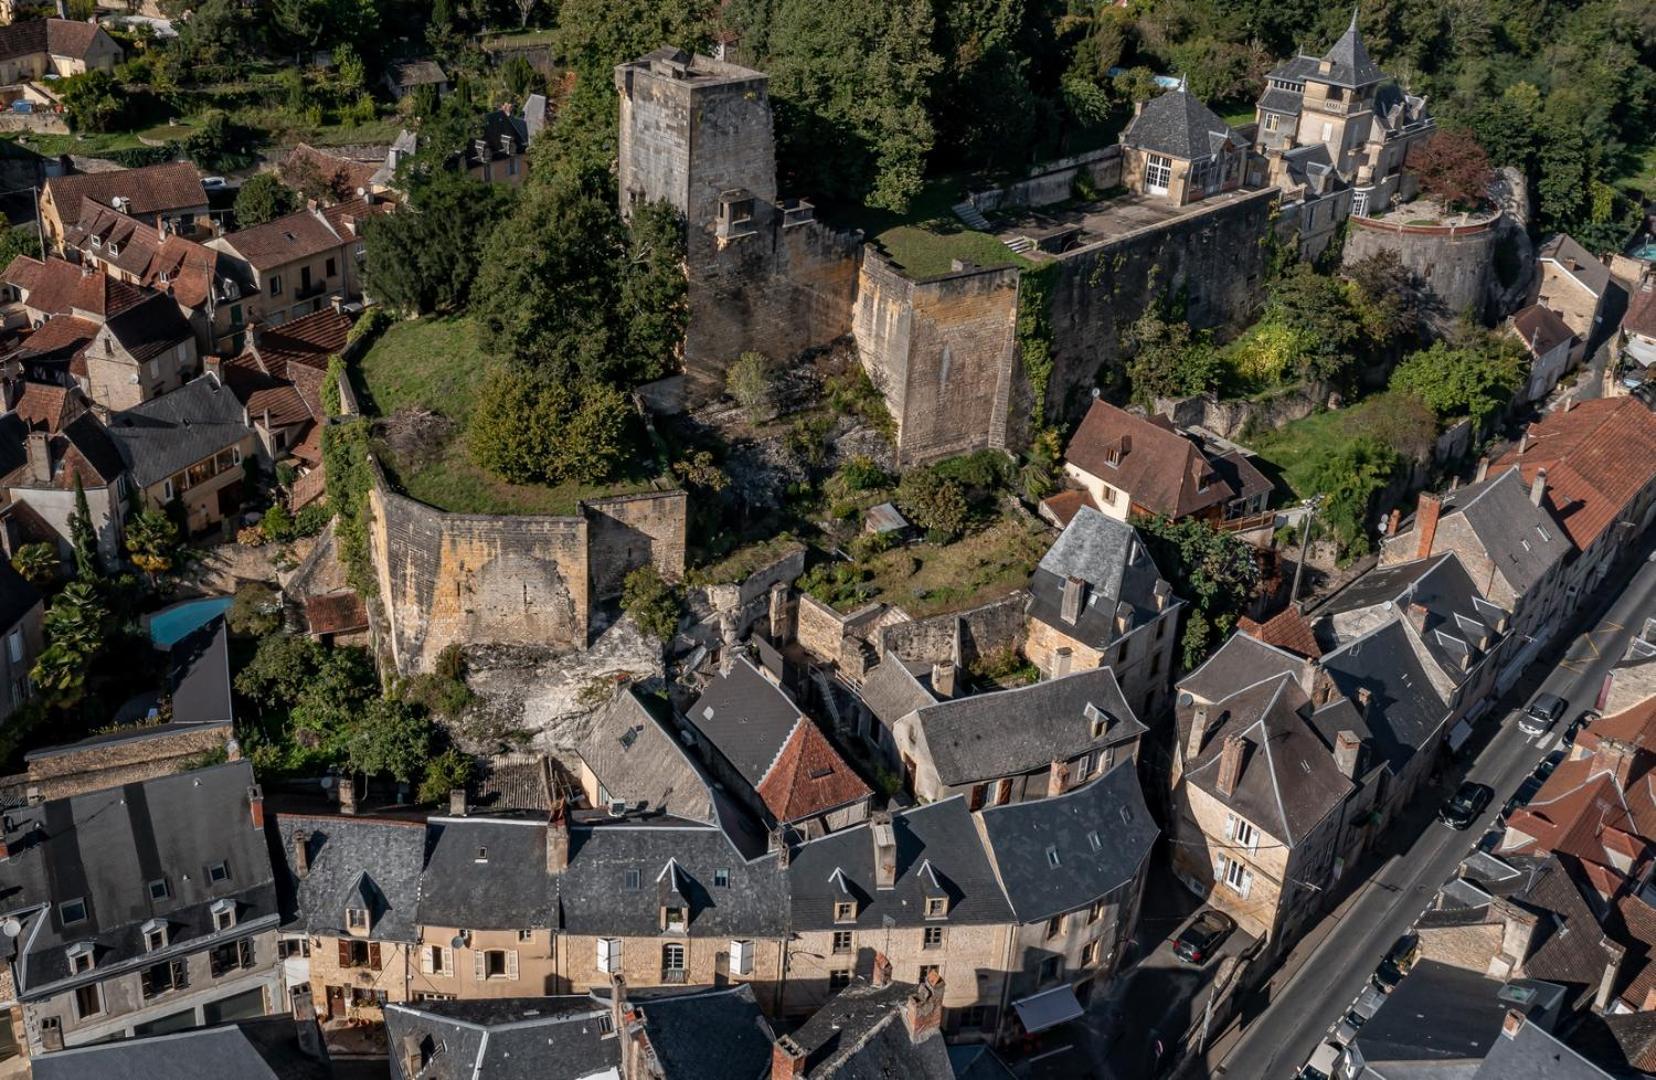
[1209,539,1656,1078]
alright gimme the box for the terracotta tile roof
[278,144,383,201]
[755,718,871,825]
[1493,398,1656,549]
[1626,284,1656,341]
[305,592,367,637]
[250,307,351,374]
[215,207,349,272]
[64,198,223,311]
[319,196,388,238]
[45,161,206,221]
[222,307,350,432]
[1063,400,1233,519]
[13,315,98,365]
[11,382,78,433]
[2,254,148,319]
[289,424,322,467]
[0,19,106,63]
[1039,488,1097,527]
[222,355,313,429]
[289,463,325,506]
[1512,303,1577,358]
[1237,606,1322,659]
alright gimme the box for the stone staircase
[1003,235,1036,254]
[952,199,1037,257]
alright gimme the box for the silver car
[1331,985,1386,1046]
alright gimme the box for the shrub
[417,748,475,805]
[837,455,890,493]
[228,582,282,638]
[726,351,776,419]
[467,366,630,486]
[346,305,394,348]
[897,469,969,541]
[621,565,681,642]
[261,503,294,542]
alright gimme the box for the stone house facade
[0,19,120,86]
[1119,83,1250,207]
[0,564,41,724]
[1534,234,1609,345]
[206,201,379,332]
[104,374,255,536]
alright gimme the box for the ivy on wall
[1015,264,1057,431]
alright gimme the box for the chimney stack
[546,800,569,874]
[1216,734,1247,797]
[1311,667,1334,706]
[1185,703,1210,760]
[1334,731,1362,778]
[871,814,896,890]
[771,1035,807,1080]
[1530,468,1548,508]
[931,661,956,699]
[1114,600,1134,637]
[248,784,264,829]
[292,830,310,878]
[1153,579,1172,612]
[337,774,357,815]
[1519,431,1530,455]
[872,951,892,987]
[609,974,628,1058]
[1414,492,1442,559]
[1501,1008,1524,1041]
[902,973,945,1043]
[25,431,49,484]
[449,788,467,816]
[1356,686,1373,717]
[1405,601,1429,635]
[1048,757,1072,798]
[1387,508,1400,539]
[1061,575,1086,625]
[1475,457,1489,482]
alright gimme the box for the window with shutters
[1225,814,1259,852]
[1083,940,1101,966]
[597,938,621,974]
[345,907,369,933]
[477,949,517,980]
[209,938,255,977]
[339,939,374,968]
[421,944,451,975]
[1217,855,1252,898]
[730,939,753,976]
[140,958,187,998]
[662,943,686,984]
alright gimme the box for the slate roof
[101,289,194,363]
[107,373,251,488]
[1569,1010,1656,1075]
[911,665,1145,787]
[384,996,615,1080]
[45,162,206,221]
[1432,465,1571,598]
[577,689,717,824]
[0,761,278,998]
[1121,83,1246,161]
[1317,12,1386,87]
[274,813,425,941]
[788,797,1013,931]
[1179,630,1307,704]
[1473,1018,1612,1080]
[418,817,558,930]
[560,821,787,937]
[787,978,954,1080]
[1514,304,1578,359]
[1027,505,1177,650]
[30,1016,332,1080]
[979,759,1156,922]
[630,984,776,1079]
[1348,961,1523,1070]
[858,659,936,729]
[214,207,351,272]
[1282,143,1347,196]
[1494,397,1656,550]
[687,655,803,787]
[1062,401,1232,519]
[1507,856,1625,1012]
[386,59,448,87]
[1320,619,1450,775]
[168,616,232,726]
[948,1045,1018,1080]
[1539,235,1611,299]
[1257,85,1304,115]
[1183,673,1354,846]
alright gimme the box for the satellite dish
[2,918,20,938]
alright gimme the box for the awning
[1013,984,1085,1033]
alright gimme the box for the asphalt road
[1214,544,1656,1079]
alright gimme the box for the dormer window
[924,896,948,919]
[834,900,857,924]
[346,906,369,933]
[142,918,168,952]
[211,898,236,933]
[663,905,687,933]
[500,135,514,155]
[67,942,94,974]
[1086,702,1108,739]
[59,898,87,926]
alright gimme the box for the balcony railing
[661,968,687,984]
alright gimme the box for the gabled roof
[2,253,150,320]
[980,759,1157,923]
[0,19,111,64]
[100,288,194,363]
[1473,1013,1611,1079]
[0,761,277,998]
[64,197,226,310]
[1121,83,1246,161]
[1320,620,1451,775]
[1494,398,1656,549]
[1539,234,1611,299]
[1183,673,1353,846]
[10,380,80,434]
[1237,606,1321,659]
[419,817,557,930]
[1431,465,1571,597]
[274,813,425,941]
[386,59,448,87]
[1350,961,1537,1069]
[911,665,1145,787]
[786,978,954,1080]
[278,143,382,200]
[1625,283,1656,342]
[44,161,206,221]
[686,655,802,787]
[107,374,251,488]
[211,206,352,271]
[756,717,873,823]
[1027,505,1177,649]
[575,688,717,824]
[384,996,615,1080]
[30,1016,332,1080]
[1179,630,1307,704]
[858,658,937,729]
[1062,400,1232,519]
[1513,304,1577,359]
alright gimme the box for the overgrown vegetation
[1137,516,1261,670]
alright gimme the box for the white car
[1298,1041,1344,1080]
[201,176,229,190]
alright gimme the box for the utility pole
[1290,495,1321,611]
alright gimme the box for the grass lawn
[1218,104,1257,127]
[1625,141,1656,202]
[830,177,1030,280]
[353,315,661,516]
[1247,394,1429,499]
[858,515,1049,618]
[482,28,560,48]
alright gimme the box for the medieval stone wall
[585,490,689,602]
[878,592,1031,668]
[1343,212,1501,324]
[853,252,1020,466]
[1044,187,1280,424]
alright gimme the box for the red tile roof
[45,161,206,221]
[278,144,383,202]
[64,198,222,311]
[1039,488,1097,527]
[1237,607,1322,659]
[11,382,78,433]
[2,254,148,319]
[755,719,871,824]
[305,592,368,637]
[1493,398,1656,550]
[1063,400,1232,519]
[1627,284,1656,341]
[217,206,351,271]
[1511,303,1576,358]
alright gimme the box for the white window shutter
[421,946,433,975]
[1240,870,1253,899]
[731,938,752,976]
[506,950,519,980]
[443,946,453,974]
[1213,853,1226,882]
[598,937,618,973]
[474,950,486,981]
[1223,814,1236,840]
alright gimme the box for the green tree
[363,171,512,314]
[417,747,474,804]
[897,469,969,541]
[10,542,57,588]
[550,0,714,84]
[227,582,283,638]
[1390,335,1527,428]
[345,697,433,783]
[42,580,107,658]
[0,224,42,269]
[30,643,87,708]
[616,200,688,382]
[1136,515,1260,669]
[467,367,631,486]
[1344,250,1422,348]
[59,70,122,132]
[621,564,681,642]
[1302,437,1400,556]
[1124,311,1224,402]
[124,504,181,586]
[726,351,777,419]
[1262,264,1363,382]
[69,476,100,581]
[234,173,298,228]
[235,632,326,710]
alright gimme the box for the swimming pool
[148,597,233,648]
[1631,243,1656,262]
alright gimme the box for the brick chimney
[1475,457,1489,482]
[248,784,264,829]
[871,814,896,890]
[292,830,310,878]
[931,662,956,699]
[449,788,467,816]
[903,973,945,1043]
[1311,667,1335,706]
[872,951,892,987]
[609,974,628,1057]
[1061,575,1087,625]
[1405,602,1429,635]
[1334,731,1362,778]
[771,1035,807,1079]
[1415,492,1442,559]
[547,800,569,874]
[1216,734,1247,797]
[1501,1008,1525,1040]
[1387,508,1400,538]
[1530,467,1548,508]
[24,431,49,485]
[1048,757,1073,797]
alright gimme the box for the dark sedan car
[1174,910,1236,965]
[1439,781,1493,830]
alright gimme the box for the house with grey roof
[273,812,425,1031]
[1119,81,1250,207]
[106,372,256,536]
[1024,505,1183,722]
[576,687,718,825]
[0,761,283,1055]
[893,664,1145,807]
[979,760,1157,1033]
[777,973,954,1080]
[30,1014,332,1080]
[1537,234,1612,347]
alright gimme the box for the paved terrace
[991,187,1272,259]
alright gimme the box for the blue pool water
[148,597,233,648]
[1632,243,1656,262]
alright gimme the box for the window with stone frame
[1145,154,1173,192]
[832,931,853,954]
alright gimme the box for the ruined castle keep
[617,48,1278,464]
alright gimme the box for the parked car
[1373,934,1420,993]
[1563,709,1599,746]
[1520,693,1567,736]
[1331,985,1387,1046]
[1440,781,1493,829]
[1502,775,1545,820]
[1298,1041,1344,1080]
[201,176,229,190]
[1475,828,1502,853]
[1534,749,1565,781]
[1173,910,1236,966]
